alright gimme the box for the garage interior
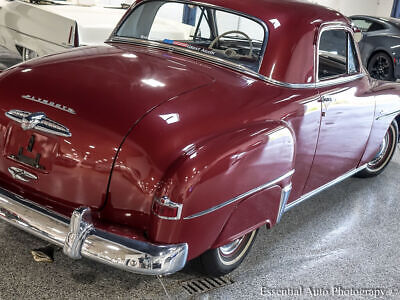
[1,0,400,299]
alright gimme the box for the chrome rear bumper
[0,187,188,275]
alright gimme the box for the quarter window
[318,29,360,80]
[348,35,360,74]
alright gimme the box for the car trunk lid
[0,45,213,213]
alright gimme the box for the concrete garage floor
[1,47,400,299]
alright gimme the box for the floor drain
[182,276,234,295]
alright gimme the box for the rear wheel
[367,52,395,81]
[198,229,258,276]
[356,121,398,178]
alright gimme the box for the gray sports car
[350,15,400,81]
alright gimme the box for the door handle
[319,96,334,103]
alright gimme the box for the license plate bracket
[4,125,57,173]
[9,149,43,170]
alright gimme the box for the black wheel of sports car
[367,52,395,81]
[356,121,398,178]
[198,229,258,276]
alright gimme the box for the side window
[348,34,360,74]
[367,21,386,32]
[318,29,360,80]
[319,30,347,79]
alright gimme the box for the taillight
[152,196,182,220]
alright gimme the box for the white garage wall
[307,0,393,17]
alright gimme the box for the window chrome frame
[315,23,366,88]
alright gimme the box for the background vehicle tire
[198,229,258,277]
[367,52,395,81]
[356,121,398,178]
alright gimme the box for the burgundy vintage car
[0,0,399,276]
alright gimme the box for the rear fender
[212,184,283,249]
[360,83,400,165]
[149,121,295,259]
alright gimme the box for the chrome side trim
[5,109,72,137]
[0,187,188,275]
[276,184,292,223]
[184,170,295,220]
[376,109,400,120]
[315,73,365,88]
[284,164,367,213]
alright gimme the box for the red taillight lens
[152,196,182,220]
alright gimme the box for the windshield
[115,1,267,71]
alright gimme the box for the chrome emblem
[22,95,76,115]
[21,112,46,131]
[5,109,72,137]
[8,167,38,182]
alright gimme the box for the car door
[303,26,375,194]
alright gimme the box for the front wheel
[356,121,398,178]
[197,229,258,277]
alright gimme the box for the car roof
[133,0,351,85]
[135,0,349,27]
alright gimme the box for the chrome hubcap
[219,237,244,256]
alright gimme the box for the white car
[0,0,129,60]
[0,0,198,61]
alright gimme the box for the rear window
[116,1,267,71]
[351,19,386,32]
